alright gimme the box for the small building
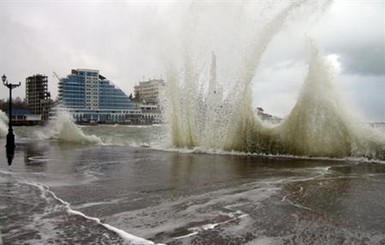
[70,108,143,125]
[256,107,281,124]
[139,104,162,124]
[10,109,42,126]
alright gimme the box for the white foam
[245,237,279,245]
[175,207,249,240]
[105,180,279,241]
[173,231,198,240]
[26,181,164,245]
[35,109,102,144]
[0,110,8,138]
[27,156,51,163]
[71,197,130,209]
[150,144,385,165]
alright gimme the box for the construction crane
[53,72,63,104]
[53,72,62,82]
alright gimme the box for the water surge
[163,0,385,160]
[272,43,385,158]
[35,110,102,144]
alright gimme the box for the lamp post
[2,74,21,166]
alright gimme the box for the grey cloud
[339,74,385,122]
[315,1,385,76]
[327,41,384,76]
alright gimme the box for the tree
[133,91,140,103]
[13,97,28,109]
[0,97,29,111]
[0,99,5,111]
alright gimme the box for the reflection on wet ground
[1,139,385,244]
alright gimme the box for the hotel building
[58,69,141,124]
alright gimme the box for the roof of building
[11,109,33,115]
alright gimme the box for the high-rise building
[58,69,140,124]
[134,79,165,105]
[25,74,51,120]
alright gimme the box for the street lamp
[2,74,21,166]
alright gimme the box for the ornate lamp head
[1,74,7,85]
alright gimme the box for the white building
[134,79,165,105]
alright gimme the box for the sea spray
[223,0,333,153]
[163,0,385,160]
[35,110,102,144]
[0,111,8,138]
[272,42,385,158]
[274,41,352,157]
[164,0,325,152]
[201,52,224,149]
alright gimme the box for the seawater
[1,125,385,244]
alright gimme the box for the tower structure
[25,74,51,120]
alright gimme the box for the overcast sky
[0,0,384,121]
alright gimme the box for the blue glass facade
[99,80,133,109]
[58,69,140,124]
[58,74,86,109]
